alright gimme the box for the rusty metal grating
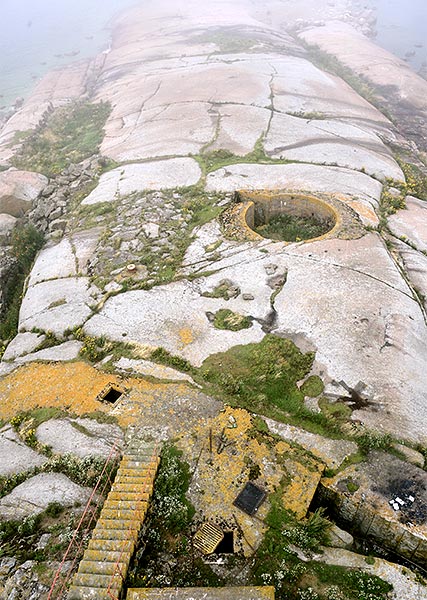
[193,522,224,555]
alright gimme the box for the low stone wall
[317,453,427,566]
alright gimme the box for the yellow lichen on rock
[178,326,194,346]
[0,362,121,420]
[182,406,284,555]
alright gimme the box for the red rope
[47,443,121,600]
[106,444,159,598]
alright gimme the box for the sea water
[367,0,427,71]
[0,0,139,108]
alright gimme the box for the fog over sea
[0,0,426,111]
[0,0,138,108]
[367,0,427,70]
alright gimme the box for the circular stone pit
[221,190,363,243]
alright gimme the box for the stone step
[116,467,158,478]
[102,499,149,513]
[120,459,159,469]
[108,491,150,502]
[101,508,148,521]
[71,572,122,590]
[95,517,141,531]
[126,441,158,451]
[91,527,139,541]
[87,538,135,554]
[113,475,153,486]
[110,482,153,493]
[68,586,119,600]
[109,487,151,499]
[78,559,129,577]
[83,549,132,564]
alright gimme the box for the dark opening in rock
[214,530,234,554]
[240,192,337,242]
[101,387,123,404]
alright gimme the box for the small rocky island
[0,1,426,599]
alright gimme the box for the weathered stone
[317,547,427,600]
[206,163,383,212]
[265,418,357,468]
[115,357,198,386]
[0,213,17,238]
[15,341,83,364]
[0,169,48,217]
[0,425,47,476]
[18,277,98,335]
[2,332,45,361]
[319,452,427,565]
[0,472,92,519]
[328,524,354,549]
[388,196,427,253]
[265,112,403,181]
[36,418,123,457]
[81,160,202,206]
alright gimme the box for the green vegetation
[197,138,287,176]
[71,326,134,364]
[0,225,44,348]
[0,452,119,499]
[127,444,220,588]
[302,43,390,120]
[0,502,101,563]
[197,335,345,437]
[213,308,252,331]
[12,101,111,176]
[255,213,332,242]
[200,335,314,414]
[357,431,394,455]
[202,279,240,300]
[397,159,427,200]
[252,482,391,599]
[190,30,262,54]
[150,346,195,374]
[300,376,324,398]
[287,111,327,120]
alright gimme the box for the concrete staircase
[68,439,160,600]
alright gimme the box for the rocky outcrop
[299,21,427,149]
[0,169,48,217]
[318,452,427,566]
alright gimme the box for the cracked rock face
[0,0,426,449]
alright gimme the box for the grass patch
[213,308,252,331]
[190,29,262,54]
[0,225,44,345]
[255,213,332,242]
[300,376,324,398]
[150,346,195,374]
[197,138,289,175]
[197,335,346,440]
[397,159,427,200]
[12,101,111,176]
[199,334,314,415]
